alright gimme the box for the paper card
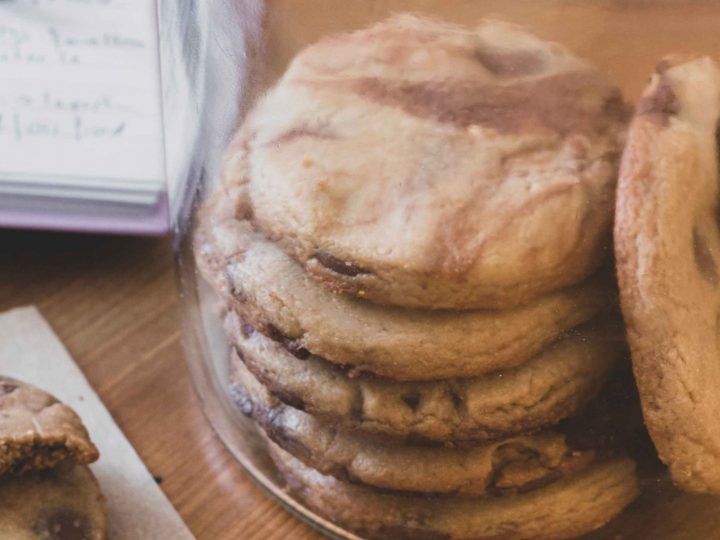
[0,0,165,186]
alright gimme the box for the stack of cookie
[195,15,640,539]
[0,376,107,539]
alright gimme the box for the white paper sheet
[0,0,165,188]
[0,306,195,540]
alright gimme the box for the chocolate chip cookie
[0,465,107,540]
[615,55,720,494]
[226,14,628,310]
[231,355,595,497]
[0,377,99,478]
[226,311,624,443]
[195,188,616,380]
[268,439,638,540]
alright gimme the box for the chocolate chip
[401,392,421,412]
[447,387,464,411]
[693,227,719,285]
[232,195,249,219]
[0,382,17,395]
[264,324,310,359]
[230,284,247,302]
[153,475,163,485]
[314,250,368,277]
[637,80,678,119]
[603,89,632,123]
[228,384,254,416]
[240,322,255,338]
[265,324,287,344]
[273,389,306,412]
[285,340,310,360]
[404,432,442,447]
[35,511,90,540]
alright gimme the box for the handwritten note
[0,0,164,186]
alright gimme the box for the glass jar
[167,2,720,538]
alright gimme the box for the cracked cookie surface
[226,311,623,443]
[615,55,720,494]
[0,376,99,478]
[225,15,628,310]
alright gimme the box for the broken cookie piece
[0,376,99,477]
[0,465,107,540]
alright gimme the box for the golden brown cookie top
[0,376,99,478]
[228,14,629,310]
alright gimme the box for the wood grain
[0,230,321,540]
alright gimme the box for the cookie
[615,55,720,494]
[195,189,615,380]
[231,355,595,497]
[226,311,623,443]
[0,464,107,540]
[0,377,99,478]
[225,14,628,310]
[268,439,638,540]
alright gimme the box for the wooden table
[0,229,321,540]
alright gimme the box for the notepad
[0,0,169,234]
